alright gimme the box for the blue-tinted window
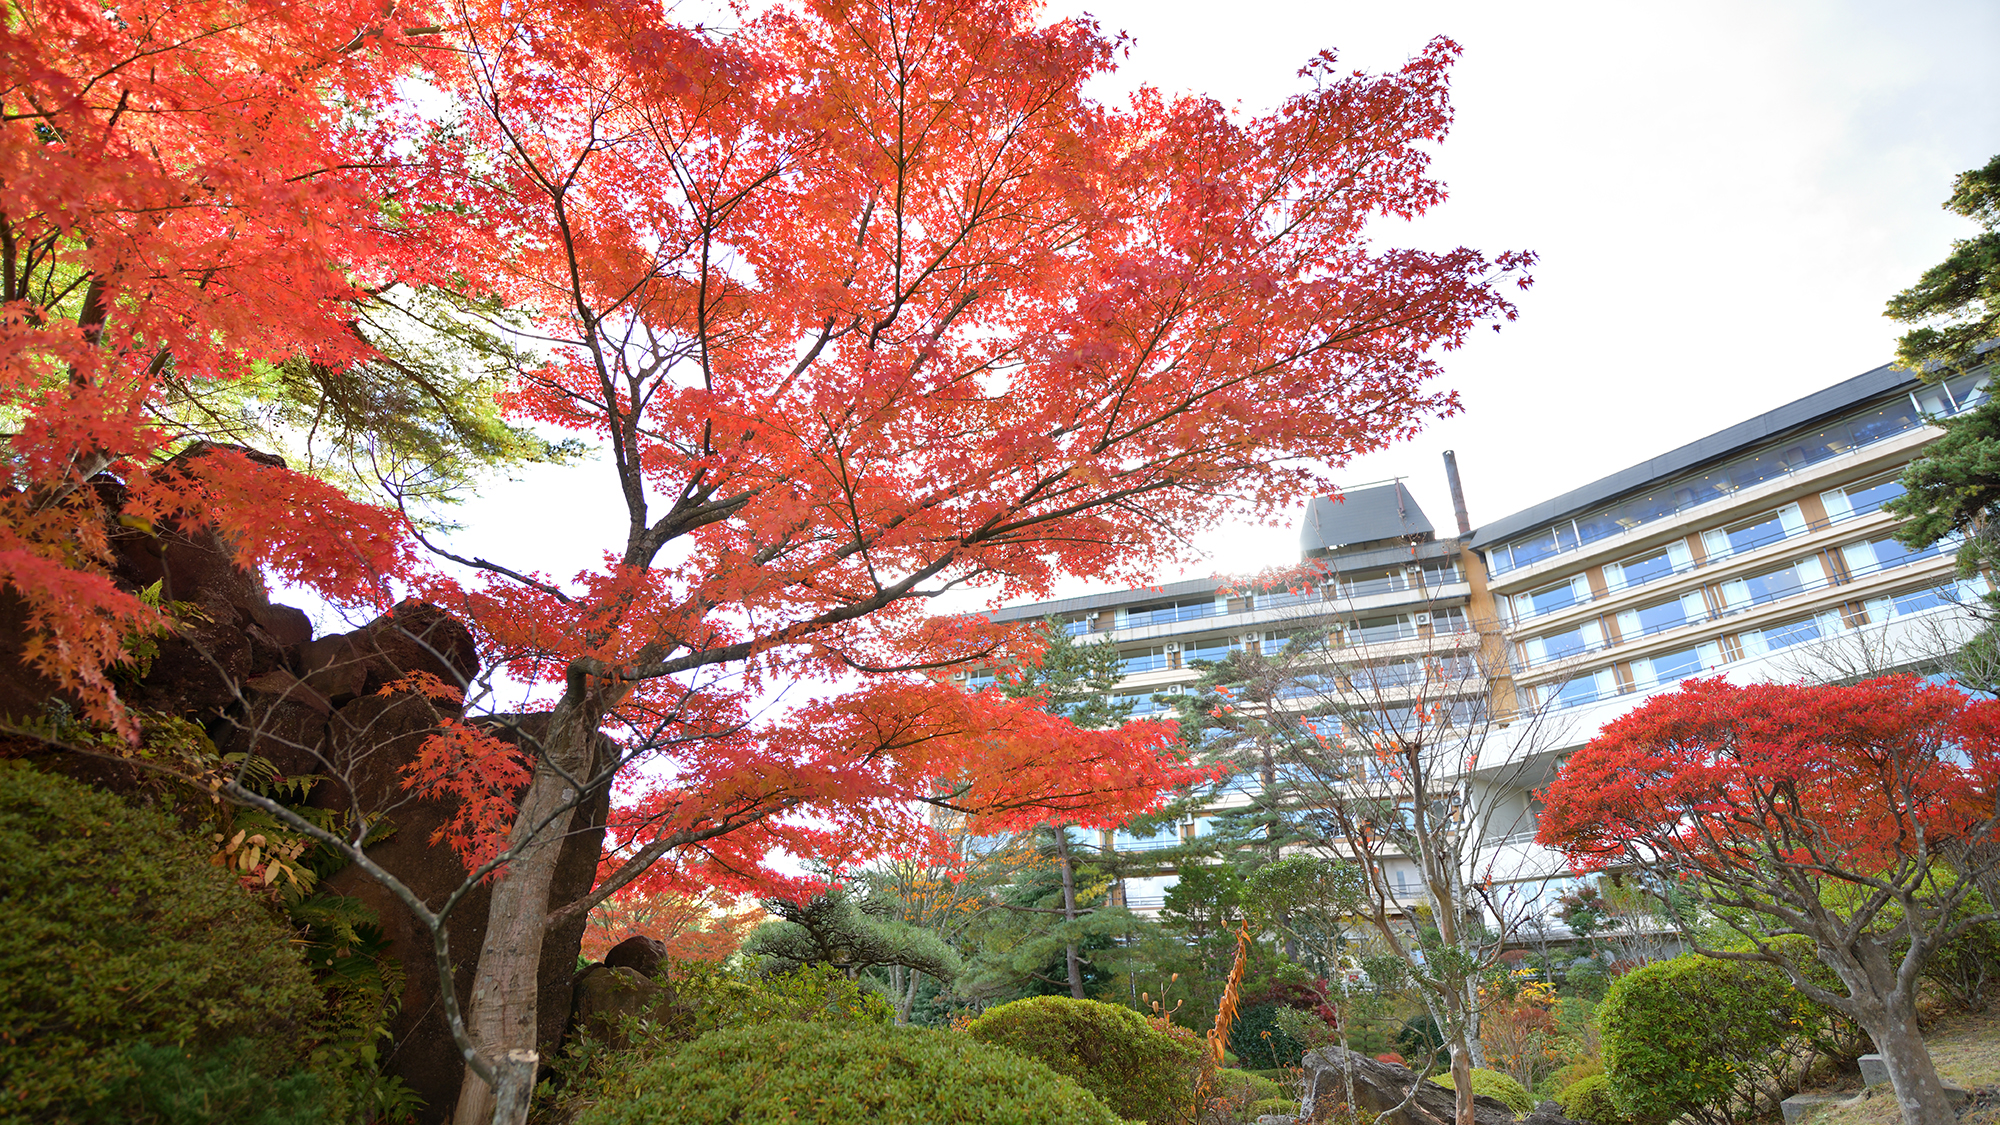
[1628,599,1693,636]
[1647,646,1706,682]
[1526,579,1583,616]
[1846,477,1906,517]
[1752,617,1822,651]
[1617,548,1679,588]
[1722,512,1787,554]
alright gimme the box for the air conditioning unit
[1414,612,1432,625]
[950,670,969,680]
[1168,684,1186,695]
[1163,641,1181,652]
[1242,632,1261,643]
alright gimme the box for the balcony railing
[1503,494,1917,626]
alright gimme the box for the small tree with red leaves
[1538,675,2000,1125]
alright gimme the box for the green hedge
[1429,1068,1535,1113]
[1556,1074,1629,1125]
[0,763,323,1122]
[576,1021,1126,1125]
[1599,954,1813,1125]
[964,996,1202,1125]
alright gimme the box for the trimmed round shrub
[1556,1074,1630,1125]
[0,763,323,1119]
[576,1020,1125,1125]
[1599,954,1813,1125]
[1428,1068,1535,1113]
[964,996,1203,1124]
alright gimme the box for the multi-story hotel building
[974,358,1992,916]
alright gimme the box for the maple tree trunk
[1055,827,1086,999]
[452,693,601,1125]
[1866,1014,1958,1125]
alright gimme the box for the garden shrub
[1213,1067,1284,1102]
[1556,1074,1629,1125]
[1250,1096,1299,1118]
[0,763,323,1121]
[1599,954,1814,1125]
[964,995,1204,1124]
[664,960,892,1039]
[1563,961,1609,1001]
[575,1021,1125,1125]
[73,1041,331,1125]
[1230,1001,1310,1068]
[1428,1068,1535,1113]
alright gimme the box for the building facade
[975,359,1992,916]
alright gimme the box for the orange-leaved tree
[1538,676,2000,1125]
[0,0,544,735]
[409,3,1530,1117]
[9,0,1533,1120]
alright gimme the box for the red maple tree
[1538,675,2000,1125]
[1,0,488,733]
[10,0,1533,1119]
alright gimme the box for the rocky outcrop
[1298,1048,1524,1125]
[604,934,670,980]
[568,965,668,1050]
[0,452,614,1125]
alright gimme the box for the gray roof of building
[1300,482,1434,555]
[1469,362,1916,549]
[986,575,1223,623]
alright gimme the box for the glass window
[1604,540,1693,591]
[1112,825,1182,851]
[1616,591,1707,640]
[1259,585,1325,611]
[1823,473,1907,522]
[1118,646,1172,675]
[1508,523,1578,569]
[1740,613,1841,658]
[1912,383,1953,418]
[1635,641,1723,688]
[1431,606,1470,634]
[1842,535,1941,578]
[1701,503,1805,559]
[1861,581,1984,624]
[1342,614,1417,645]
[1062,616,1091,637]
[1120,598,1226,629]
[1944,370,1990,413]
[1351,660,1422,692]
[1847,398,1924,445]
[1721,448,1792,493]
[1522,619,1604,665]
[1184,637,1233,664]
[1523,574,1589,617]
[1543,668,1615,709]
[1719,556,1826,612]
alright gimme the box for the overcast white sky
[434,0,2000,619]
[1043,0,2000,583]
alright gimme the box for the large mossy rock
[0,762,323,1120]
[1299,1047,1521,1125]
[577,1021,1127,1125]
